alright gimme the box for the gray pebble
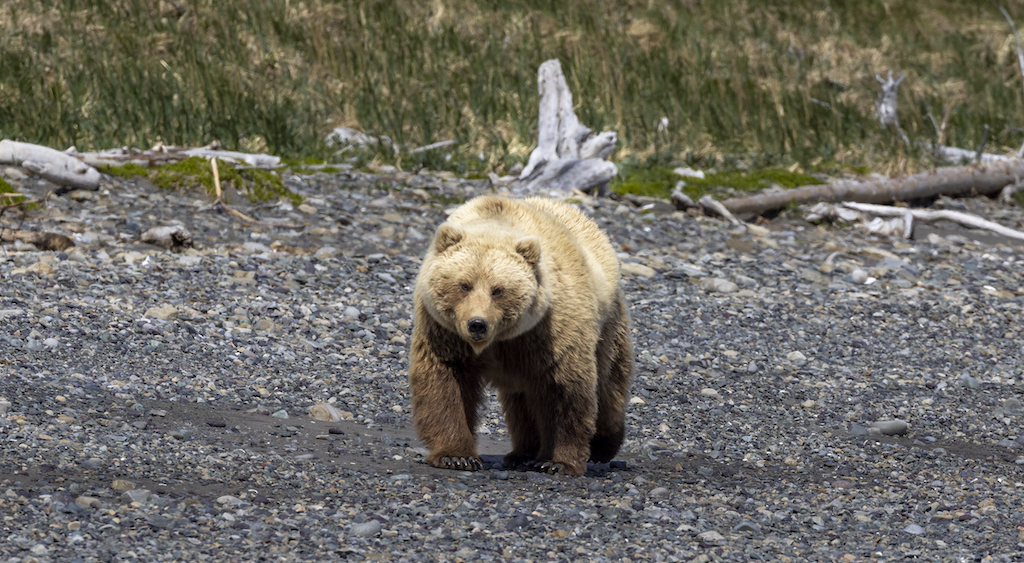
[903,523,925,535]
[271,409,289,419]
[507,514,530,530]
[1002,397,1023,414]
[349,520,382,537]
[648,487,669,498]
[699,277,739,294]
[731,519,761,534]
[871,419,909,436]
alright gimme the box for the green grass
[3,0,1024,182]
[152,157,300,204]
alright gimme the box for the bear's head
[418,223,550,354]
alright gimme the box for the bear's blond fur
[410,196,633,476]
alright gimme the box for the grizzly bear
[409,196,633,476]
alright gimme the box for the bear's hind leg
[590,293,634,463]
[499,391,541,469]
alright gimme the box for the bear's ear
[515,236,541,266]
[433,224,464,253]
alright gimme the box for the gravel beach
[2,166,1024,562]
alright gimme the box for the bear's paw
[428,454,483,472]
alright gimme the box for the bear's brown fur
[409,196,633,476]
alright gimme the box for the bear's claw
[437,456,482,471]
[523,460,566,474]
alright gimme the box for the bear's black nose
[467,318,488,339]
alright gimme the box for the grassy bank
[2,0,1024,184]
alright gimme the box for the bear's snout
[467,317,488,340]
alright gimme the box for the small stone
[297,203,318,215]
[700,388,721,399]
[309,402,352,421]
[217,495,244,505]
[849,424,869,436]
[350,520,382,537]
[271,409,289,419]
[699,277,739,294]
[120,489,152,504]
[903,523,926,535]
[621,262,656,278]
[871,419,909,436]
[74,495,100,508]
[697,530,725,543]
[1002,397,1023,414]
[731,520,761,534]
[851,268,869,284]
[786,351,806,362]
[144,305,179,321]
[141,225,192,251]
[344,306,361,320]
[649,487,670,498]
[507,514,531,530]
[43,337,59,348]
[111,479,135,491]
[314,246,338,259]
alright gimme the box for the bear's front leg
[536,359,599,477]
[409,315,484,471]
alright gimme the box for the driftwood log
[69,142,281,169]
[0,140,101,191]
[721,160,1024,215]
[806,201,1024,242]
[0,228,74,251]
[517,60,618,195]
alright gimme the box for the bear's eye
[460,282,471,292]
[491,287,503,297]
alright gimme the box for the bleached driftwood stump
[517,60,618,196]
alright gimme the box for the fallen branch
[698,195,741,225]
[0,228,74,251]
[806,201,1024,242]
[69,142,281,169]
[721,160,1024,215]
[932,145,1016,165]
[409,140,456,154]
[0,140,101,191]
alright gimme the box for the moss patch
[0,177,26,204]
[613,161,825,201]
[0,177,34,209]
[680,169,824,199]
[152,157,300,204]
[100,163,149,178]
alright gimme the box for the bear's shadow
[477,454,629,477]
